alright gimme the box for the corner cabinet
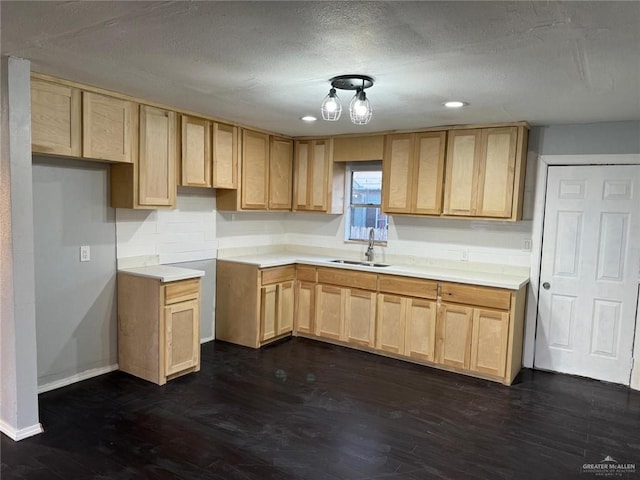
[293,139,344,214]
[216,260,295,348]
[117,272,201,385]
[443,126,528,220]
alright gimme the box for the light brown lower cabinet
[436,303,473,369]
[314,284,345,341]
[118,273,201,385]
[344,289,376,348]
[260,280,294,343]
[294,281,315,333]
[469,308,510,378]
[215,260,527,385]
[376,294,406,354]
[404,297,438,363]
[216,260,295,348]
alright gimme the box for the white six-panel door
[535,165,640,384]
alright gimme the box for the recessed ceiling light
[300,115,317,122]
[443,101,469,108]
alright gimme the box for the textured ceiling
[2,1,639,136]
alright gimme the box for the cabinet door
[241,129,269,209]
[436,303,473,369]
[309,139,330,211]
[276,281,295,336]
[260,284,277,342]
[83,92,136,163]
[315,285,344,340]
[345,289,376,348]
[376,294,406,354]
[181,115,211,187]
[382,134,413,213]
[138,105,176,207]
[470,308,509,378]
[404,298,437,362]
[212,122,238,189]
[475,127,518,218]
[164,299,200,376]
[293,140,310,210]
[269,137,293,210]
[443,129,481,216]
[31,79,81,157]
[413,132,446,215]
[295,281,315,334]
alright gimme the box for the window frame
[343,161,388,245]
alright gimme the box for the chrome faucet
[365,228,375,262]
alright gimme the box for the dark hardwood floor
[2,337,639,479]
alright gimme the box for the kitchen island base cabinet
[118,273,201,385]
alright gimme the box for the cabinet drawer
[164,279,200,305]
[317,267,377,291]
[296,265,317,283]
[378,275,437,300]
[261,265,295,285]
[440,283,511,310]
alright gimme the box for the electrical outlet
[523,239,532,252]
[80,245,90,262]
[461,249,469,262]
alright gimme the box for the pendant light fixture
[320,75,374,125]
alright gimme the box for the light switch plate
[80,245,90,262]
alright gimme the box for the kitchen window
[345,162,388,243]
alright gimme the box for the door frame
[525,154,640,389]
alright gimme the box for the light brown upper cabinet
[443,126,527,220]
[241,129,270,209]
[212,122,238,189]
[382,131,446,215]
[180,115,211,187]
[31,78,82,157]
[112,105,177,209]
[216,130,293,211]
[32,78,136,163]
[83,91,137,163]
[332,135,384,162]
[269,136,293,210]
[293,138,344,214]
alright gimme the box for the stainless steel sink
[330,259,390,268]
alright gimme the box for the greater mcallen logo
[582,456,636,476]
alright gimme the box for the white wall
[0,56,42,441]
[115,187,216,264]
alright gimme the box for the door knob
[542,282,550,290]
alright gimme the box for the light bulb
[349,89,372,125]
[320,88,342,121]
[325,98,338,112]
[354,101,368,116]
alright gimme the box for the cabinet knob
[542,282,550,290]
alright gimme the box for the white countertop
[219,253,529,290]
[118,265,205,282]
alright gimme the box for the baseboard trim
[38,364,119,394]
[0,420,43,441]
[201,336,215,344]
